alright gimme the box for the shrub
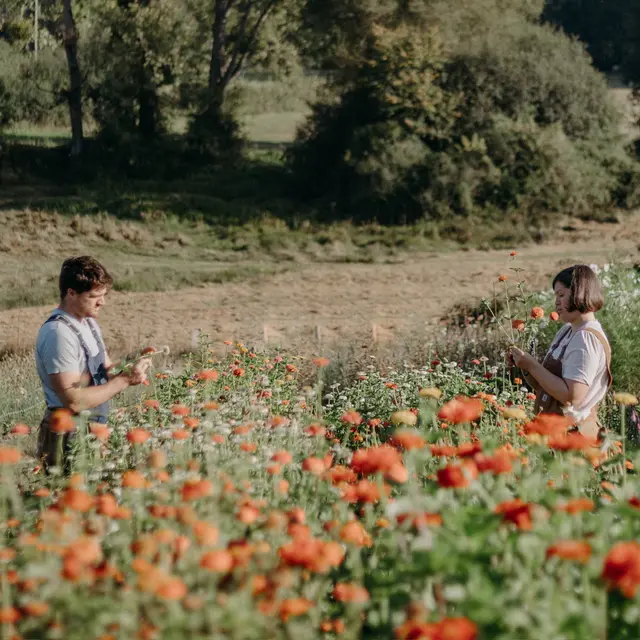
[289,5,639,223]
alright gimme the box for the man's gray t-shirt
[35,309,103,409]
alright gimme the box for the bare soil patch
[1,216,638,358]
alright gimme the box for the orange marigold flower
[341,479,389,504]
[511,319,525,332]
[548,433,597,451]
[22,601,49,617]
[269,416,290,428]
[143,399,160,410]
[50,408,75,433]
[474,452,513,475]
[438,617,478,640]
[304,423,326,437]
[555,498,594,514]
[279,598,313,622]
[196,369,219,381]
[530,307,544,320]
[546,540,592,564]
[396,512,443,529]
[127,429,151,445]
[437,461,478,488]
[0,447,21,465]
[326,466,358,485]
[0,607,21,624]
[122,470,146,489]
[271,451,293,465]
[312,357,330,368]
[60,488,94,512]
[302,457,328,475]
[389,429,426,451]
[11,423,29,435]
[237,505,260,524]
[200,550,234,573]
[524,413,573,437]
[350,445,407,483]
[333,582,370,603]
[171,404,190,417]
[602,542,640,598]
[341,410,363,426]
[156,576,187,601]
[437,397,484,424]
[550,311,560,321]
[89,424,110,441]
[184,418,200,429]
[455,442,482,458]
[495,499,533,530]
[339,521,372,547]
[394,620,439,639]
[181,478,213,502]
[498,275,508,282]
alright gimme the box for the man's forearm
[63,376,129,413]
[527,361,570,404]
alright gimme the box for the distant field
[4,71,635,147]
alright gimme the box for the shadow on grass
[0,137,309,227]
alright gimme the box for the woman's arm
[510,348,590,406]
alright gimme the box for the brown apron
[532,325,612,439]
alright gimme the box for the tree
[61,0,83,155]
[188,0,297,153]
[290,0,638,222]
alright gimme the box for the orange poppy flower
[531,307,544,320]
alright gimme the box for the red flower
[495,499,533,530]
[602,542,640,598]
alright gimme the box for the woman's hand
[508,346,537,372]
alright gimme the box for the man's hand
[126,358,152,386]
[508,346,537,372]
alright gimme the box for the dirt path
[2,219,638,356]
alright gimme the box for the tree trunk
[207,0,228,117]
[138,66,159,139]
[62,0,84,157]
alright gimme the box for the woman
[509,265,612,439]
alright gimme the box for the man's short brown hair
[59,256,113,299]
[552,265,604,313]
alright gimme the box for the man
[35,256,149,469]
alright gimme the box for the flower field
[2,267,640,640]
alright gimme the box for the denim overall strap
[45,313,109,423]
